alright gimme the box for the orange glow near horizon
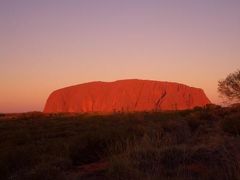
[1,0,240,113]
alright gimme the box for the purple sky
[1,0,240,112]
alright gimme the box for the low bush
[108,138,240,180]
[0,106,239,179]
[221,112,240,136]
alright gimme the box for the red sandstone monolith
[44,79,211,113]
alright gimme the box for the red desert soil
[44,79,211,113]
[67,160,108,180]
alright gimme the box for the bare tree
[218,69,240,102]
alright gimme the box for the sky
[1,0,240,113]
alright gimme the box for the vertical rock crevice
[43,79,211,113]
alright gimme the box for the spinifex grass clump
[0,106,239,180]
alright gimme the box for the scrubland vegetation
[0,105,240,180]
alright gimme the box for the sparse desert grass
[108,136,240,180]
[0,106,239,179]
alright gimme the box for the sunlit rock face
[43,79,211,113]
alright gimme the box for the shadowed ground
[0,104,240,180]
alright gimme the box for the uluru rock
[43,79,211,113]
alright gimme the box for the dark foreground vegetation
[0,105,240,180]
